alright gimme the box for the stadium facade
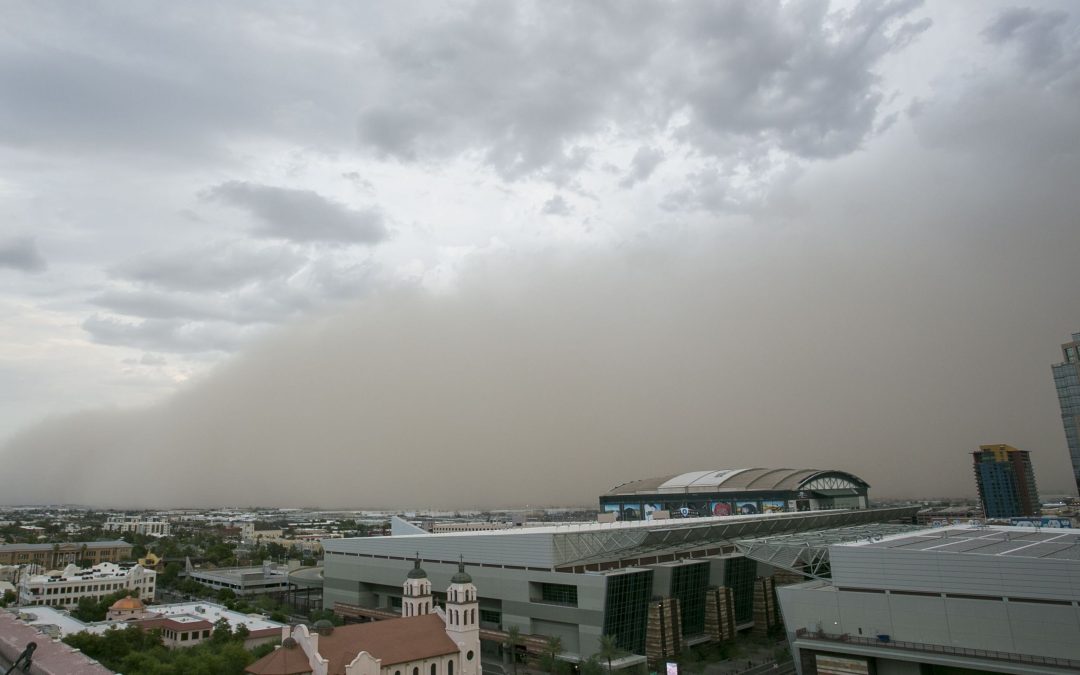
[600,468,870,520]
[322,503,916,665]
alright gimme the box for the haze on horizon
[1,1,1079,509]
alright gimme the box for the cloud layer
[4,115,1079,507]
[2,2,1080,507]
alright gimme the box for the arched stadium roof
[605,468,869,495]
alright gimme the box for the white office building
[17,561,156,609]
[777,526,1080,675]
[103,515,171,537]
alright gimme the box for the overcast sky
[2,1,1079,508]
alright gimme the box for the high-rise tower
[972,444,1041,518]
[1052,332,1080,495]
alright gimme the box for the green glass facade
[602,570,653,654]
[671,562,710,636]
[724,556,757,624]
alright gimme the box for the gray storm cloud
[3,2,1080,509]
[4,129,1079,509]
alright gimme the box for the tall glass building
[1052,332,1080,495]
[972,444,1040,518]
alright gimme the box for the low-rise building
[11,600,284,651]
[187,560,290,597]
[0,540,132,567]
[146,601,284,649]
[17,562,155,609]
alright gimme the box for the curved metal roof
[605,468,868,495]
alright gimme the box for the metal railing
[794,628,1080,670]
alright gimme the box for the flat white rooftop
[7,601,284,638]
[151,602,284,632]
[847,525,1080,560]
[9,606,110,637]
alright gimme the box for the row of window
[165,628,211,642]
[38,581,151,595]
[448,608,475,626]
[390,651,474,675]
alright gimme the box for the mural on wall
[665,503,707,518]
[736,501,759,515]
[762,500,786,514]
[710,501,732,517]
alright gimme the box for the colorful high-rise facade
[972,444,1040,518]
[1052,332,1080,495]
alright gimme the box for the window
[467,651,474,661]
[431,664,437,675]
[413,668,419,675]
[448,661,454,675]
[533,582,578,607]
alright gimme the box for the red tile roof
[245,643,313,675]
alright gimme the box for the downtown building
[103,515,172,537]
[321,503,917,666]
[1052,331,1080,495]
[972,444,1041,518]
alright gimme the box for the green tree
[215,587,236,602]
[308,609,343,626]
[0,589,16,607]
[581,656,604,675]
[71,589,138,622]
[160,562,181,585]
[540,635,565,675]
[504,625,523,675]
[598,634,621,672]
[254,594,278,612]
[234,623,250,642]
[209,616,233,644]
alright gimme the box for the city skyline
[2,1,1080,507]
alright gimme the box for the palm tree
[542,635,563,675]
[505,625,523,675]
[598,634,620,673]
